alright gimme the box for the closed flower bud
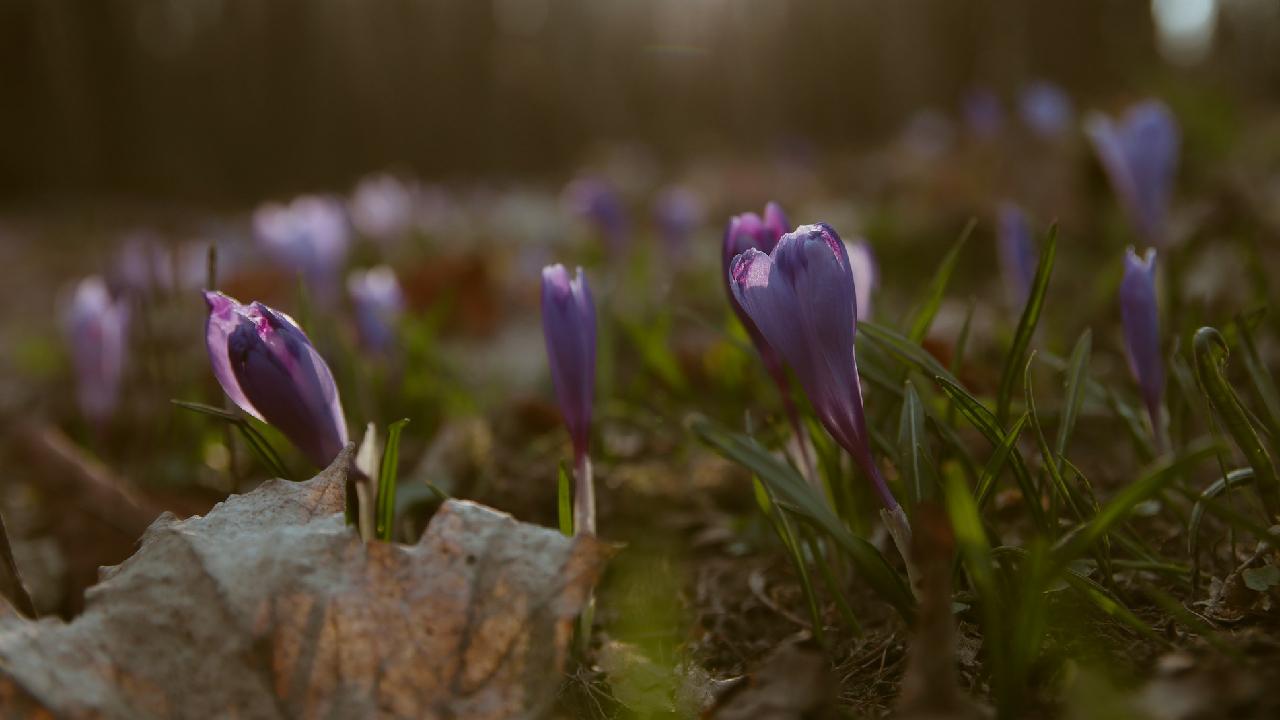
[204,291,349,468]
[1119,247,1164,426]
[997,203,1038,308]
[722,202,790,382]
[64,277,129,423]
[347,266,405,354]
[540,265,596,462]
[1086,100,1180,246]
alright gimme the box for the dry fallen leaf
[0,451,610,719]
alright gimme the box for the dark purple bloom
[997,203,1038,308]
[1086,100,1180,246]
[63,277,129,423]
[205,291,349,468]
[729,223,898,511]
[1119,247,1164,425]
[562,177,628,253]
[347,266,405,353]
[963,88,1004,140]
[722,203,790,384]
[541,265,596,462]
[1019,81,1074,139]
[653,185,704,257]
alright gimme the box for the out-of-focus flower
[653,185,704,257]
[541,264,598,534]
[347,266,405,354]
[844,238,878,322]
[729,223,898,511]
[722,202,791,385]
[204,291,349,468]
[900,109,954,162]
[562,176,628,253]
[64,277,129,423]
[1119,247,1164,427]
[996,203,1038,308]
[1085,100,1180,246]
[349,174,415,241]
[963,88,1004,140]
[113,233,207,295]
[253,195,351,300]
[1019,81,1074,139]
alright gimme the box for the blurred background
[2,0,1276,205]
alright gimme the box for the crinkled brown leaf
[0,451,610,719]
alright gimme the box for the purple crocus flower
[1019,81,1074,140]
[347,266,405,354]
[997,203,1038,308]
[1085,100,1180,246]
[1119,248,1164,430]
[844,238,878,322]
[562,177,629,254]
[963,88,1004,140]
[729,223,898,512]
[63,277,129,423]
[541,265,598,534]
[653,185,704,257]
[204,291,349,469]
[349,174,415,241]
[253,195,351,301]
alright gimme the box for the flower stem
[574,454,596,536]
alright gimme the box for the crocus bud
[729,223,898,511]
[1085,100,1180,246]
[653,185,703,257]
[1019,81,1074,140]
[1119,248,1164,426]
[253,195,351,301]
[844,238,878,322]
[540,265,596,462]
[996,203,1038,308]
[722,203,790,381]
[349,174,415,241]
[562,177,628,254]
[204,291,349,469]
[64,277,129,423]
[347,266,405,354]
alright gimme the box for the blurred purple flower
[1019,81,1074,139]
[844,238,878,322]
[204,291,349,468]
[349,174,415,241]
[1086,100,1180,246]
[900,109,954,161]
[653,185,704,257]
[722,202,791,385]
[113,233,207,295]
[963,88,1004,140]
[541,265,596,463]
[347,266,405,354]
[1119,247,1164,426]
[253,195,351,300]
[64,277,129,423]
[562,177,628,253]
[996,203,1038,308]
[729,223,898,511]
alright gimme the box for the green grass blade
[859,321,962,388]
[997,224,1057,425]
[897,380,938,505]
[691,416,915,618]
[1186,467,1253,592]
[171,399,291,480]
[557,461,574,537]
[974,413,1030,509]
[906,218,975,343]
[1054,329,1092,469]
[1193,327,1280,518]
[1235,315,1280,440]
[375,418,411,542]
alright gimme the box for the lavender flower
[204,291,349,469]
[253,195,351,301]
[844,238,878,322]
[562,177,628,253]
[1086,100,1180,246]
[1119,247,1164,429]
[723,203,792,383]
[729,223,898,511]
[997,203,1038,308]
[347,266,405,354]
[64,277,129,423]
[653,185,704,257]
[540,265,597,534]
[963,88,1004,140]
[1019,81,1074,139]
[349,174,415,241]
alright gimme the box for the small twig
[0,509,36,618]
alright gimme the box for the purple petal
[1119,247,1164,420]
[541,264,596,458]
[64,277,129,422]
[997,203,1038,308]
[204,291,263,421]
[844,238,878,322]
[1087,100,1180,245]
